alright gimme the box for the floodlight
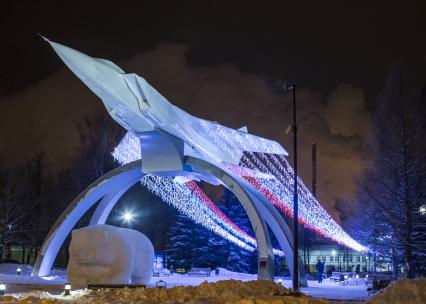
[420,205,426,215]
[64,283,71,296]
[122,211,134,223]
[0,284,5,295]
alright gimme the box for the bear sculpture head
[69,225,116,266]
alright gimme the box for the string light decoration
[112,133,278,253]
[112,129,368,253]
[140,174,257,252]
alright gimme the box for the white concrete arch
[32,157,284,280]
[185,157,307,286]
[84,157,275,279]
[31,161,144,277]
[32,156,306,285]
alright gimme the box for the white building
[302,244,372,273]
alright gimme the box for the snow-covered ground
[0,264,369,300]
[149,271,369,300]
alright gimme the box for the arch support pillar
[32,156,305,286]
[32,161,144,277]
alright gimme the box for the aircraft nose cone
[42,36,90,70]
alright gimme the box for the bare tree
[355,68,426,278]
[23,152,54,261]
[72,113,124,188]
[0,161,29,261]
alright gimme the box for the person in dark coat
[316,260,324,283]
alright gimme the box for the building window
[330,256,334,262]
[362,257,366,262]
[322,256,326,262]
[336,256,339,262]
[356,256,360,262]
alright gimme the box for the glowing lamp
[332,250,336,256]
[0,284,5,295]
[344,275,348,280]
[122,211,134,223]
[366,274,369,278]
[355,274,359,279]
[420,205,426,215]
[278,278,283,285]
[156,280,167,289]
[64,283,71,296]
[16,268,21,275]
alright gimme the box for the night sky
[1,0,425,221]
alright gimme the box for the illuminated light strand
[112,131,141,163]
[185,181,255,243]
[140,175,256,251]
[112,132,263,251]
[200,120,368,252]
[192,124,368,252]
[241,152,367,252]
[184,180,286,256]
[271,154,367,252]
[112,131,368,253]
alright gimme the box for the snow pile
[0,280,327,303]
[366,278,426,304]
[77,280,325,304]
[212,267,256,278]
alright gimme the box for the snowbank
[366,278,426,304]
[79,280,326,304]
[211,267,257,277]
[1,280,328,303]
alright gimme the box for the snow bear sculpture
[67,224,154,288]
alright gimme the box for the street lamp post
[285,82,299,291]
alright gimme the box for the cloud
[0,42,371,222]
[325,84,371,137]
[0,69,103,166]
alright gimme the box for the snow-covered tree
[167,209,229,269]
[220,189,257,273]
[167,212,195,269]
[167,188,259,272]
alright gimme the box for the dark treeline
[345,67,426,278]
[0,113,124,264]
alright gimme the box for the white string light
[112,130,368,253]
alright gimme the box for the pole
[312,142,317,198]
[291,83,299,291]
[305,142,317,273]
